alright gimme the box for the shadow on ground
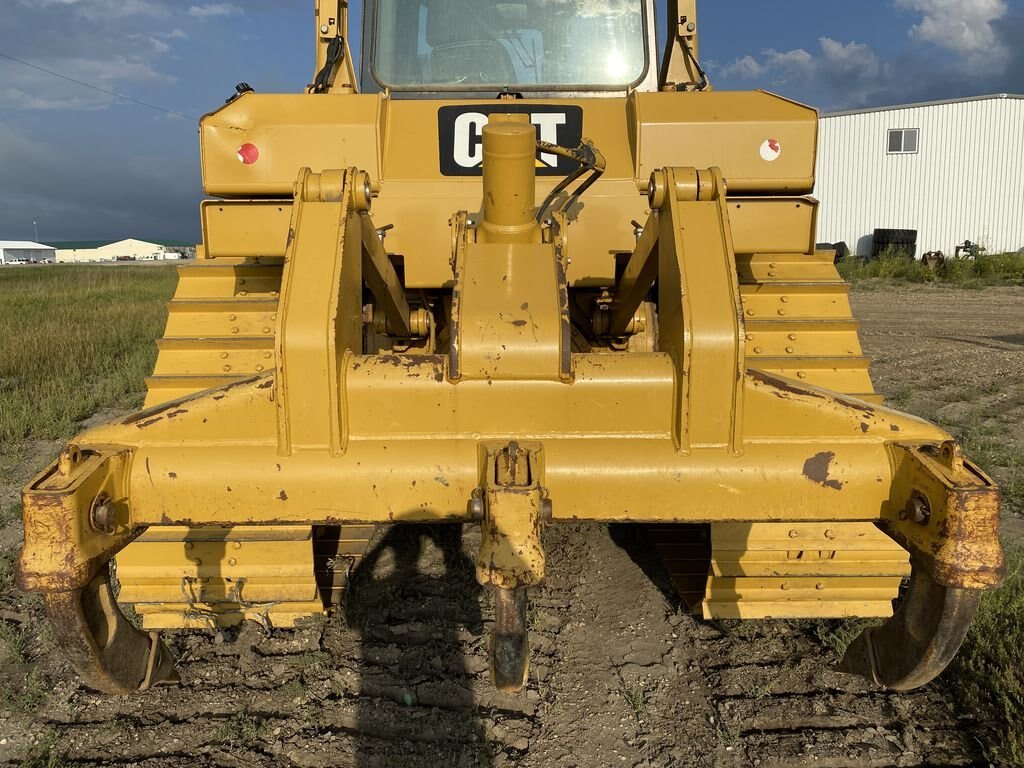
[344,524,493,768]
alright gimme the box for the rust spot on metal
[749,369,876,416]
[258,379,274,390]
[860,422,870,433]
[277,490,289,501]
[276,464,282,472]
[520,302,529,310]
[165,409,188,419]
[891,424,901,432]
[749,369,815,399]
[434,476,450,487]
[167,472,177,480]
[511,319,527,327]
[134,417,163,429]
[803,451,843,491]
[125,376,263,425]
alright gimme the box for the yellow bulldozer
[19,0,1004,696]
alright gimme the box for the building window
[887,128,919,154]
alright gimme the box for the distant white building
[45,238,196,264]
[815,93,1024,257]
[0,241,56,265]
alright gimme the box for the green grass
[950,546,1024,765]
[838,251,1024,286]
[0,265,177,465]
[1,501,20,526]
[20,730,69,768]
[958,421,1024,516]
[213,710,268,744]
[812,618,879,657]
[0,666,49,715]
[621,683,647,717]
[0,549,15,593]
[0,618,28,664]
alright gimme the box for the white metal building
[0,241,56,265]
[815,93,1024,257]
[46,239,196,263]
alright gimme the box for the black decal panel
[438,104,583,176]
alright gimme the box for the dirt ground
[1,285,1021,768]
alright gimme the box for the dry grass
[0,265,177,470]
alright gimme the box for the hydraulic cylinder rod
[478,114,541,244]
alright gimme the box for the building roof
[823,93,1023,119]
[42,240,118,250]
[0,241,55,250]
[42,238,195,250]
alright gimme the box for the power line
[0,50,199,121]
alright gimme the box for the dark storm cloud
[993,9,1024,90]
[0,121,202,242]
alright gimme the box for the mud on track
[2,284,1021,767]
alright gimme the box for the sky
[0,0,1020,244]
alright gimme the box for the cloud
[188,3,242,18]
[0,0,182,112]
[895,0,1009,73]
[71,56,176,85]
[718,37,885,108]
[0,53,178,112]
[0,89,111,111]
[713,0,1012,110]
[16,0,170,20]
[720,55,762,79]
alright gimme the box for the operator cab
[360,0,660,97]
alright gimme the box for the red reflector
[237,143,259,165]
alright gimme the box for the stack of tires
[815,241,850,263]
[871,229,917,260]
